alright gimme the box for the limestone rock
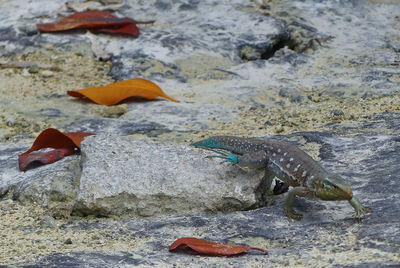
[13,132,400,267]
[74,134,265,217]
[0,144,80,206]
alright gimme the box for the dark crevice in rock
[261,33,298,59]
[239,32,299,61]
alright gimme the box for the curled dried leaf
[22,128,94,155]
[37,10,140,37]
[169,237,268,256]
[18,147,76,171]
[68,78,179,105]
[18,128,95,171]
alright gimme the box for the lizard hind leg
[284,187,310,220]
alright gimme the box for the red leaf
[89,20,139,37]
[169,237,268,256]
[18,128,95,171]
[18,147,76,171]
[22,128,94,155]
[37,10,140,37]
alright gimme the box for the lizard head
[314,174,353,201]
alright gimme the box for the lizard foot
[353,206,372,220]
[349,197,372,220]
[284,208,303,221]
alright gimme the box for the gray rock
[36,108,65,118]
[17,24,39,36]
[0,0,398,139]
[323,112,400,136]
[39,215,57,228]
[13,132,400,267]
[41,70,54,77]
[12,156,80,206]
[0,143,80,206]
[330,109,344,118]
[5,118,16,127]
[279,87,304,103]
[28,65,39,74]
[74,134,265,217]
[120,101,232,131]
[1,0,400,266]
[65,118,169,136]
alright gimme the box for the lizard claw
[349,196,371,221]
[285,208,303,221]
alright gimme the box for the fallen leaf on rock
[18,147,76,171]
[67,78,179,105]
[169,237,268,256]
[18,128,94,171]
[37,10,140,37]
[89,20,138,35]
[22,128,95,154]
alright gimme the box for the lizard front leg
[208,150,268,169]
[349,196,372,220]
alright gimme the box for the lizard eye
[323,184,331,191]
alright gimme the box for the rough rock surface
[0,0,400,266]
[1,0,399,136]
[11,131,400,266]
[0,144,80,206]
[74,134,265,217]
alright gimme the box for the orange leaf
[67,78,179,105]
[37,10,139,37]
[169,237,268,256]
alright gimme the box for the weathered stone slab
[11,132,400,267]
[1,0,400,266]
[74,134,265,217]
[0,144,80,206]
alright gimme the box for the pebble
[39,216,57,228]
[100,104,128,118]
[28,66,39,74]
[330,109,344,118]
[17,24,38,36]
[21,69,30,77]
[41,70,54,78]
[275,125,284,133]
[6,118,16,126]
[279,87,303,103]
[240,45,261,61]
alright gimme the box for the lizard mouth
[345,189,353,200]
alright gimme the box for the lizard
[192,136,371,220]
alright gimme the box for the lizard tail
[192,136,228,149]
